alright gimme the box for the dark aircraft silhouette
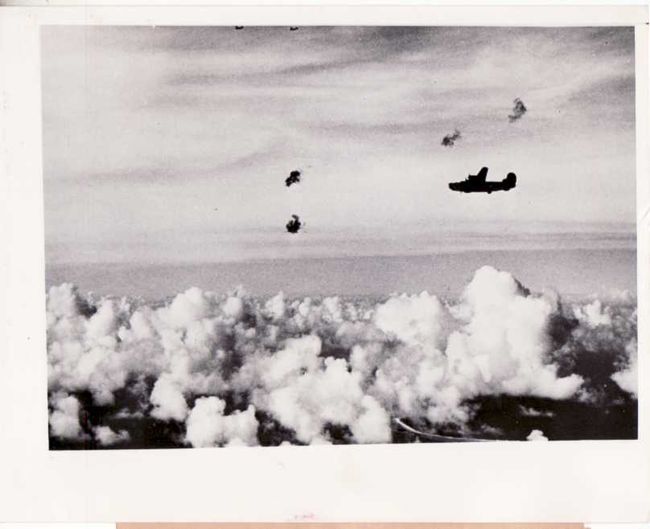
[448,167,516,194]
[286,214,302,233]
[289,26,299,31]
[235,26,244,30]
[285,170,301,187]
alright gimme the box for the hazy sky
[42,26,636,264]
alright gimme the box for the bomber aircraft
[448,167,516,194]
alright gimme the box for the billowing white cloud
[49,392,84,440]
[574,299,612,328]
[93,425,131,446]
[445,266,584,401]
[46,266,637,446]
[612,340,638,397]
[150,374,189,422]
[185,397,258,448]
[526,429,549,441]
[350,395,392,443]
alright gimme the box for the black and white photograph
[43,25,638,450]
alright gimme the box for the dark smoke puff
[285,170,301,187]
[508,98,527,122]
[286,214,302,233]
[441,129,462,147]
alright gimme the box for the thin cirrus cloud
[42,26,636,264]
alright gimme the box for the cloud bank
[47,266,637,448]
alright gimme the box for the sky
[41,26,637,265]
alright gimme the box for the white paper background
[0,4,648,523]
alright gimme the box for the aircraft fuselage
[448,180,516,193]
[449,170,517,194]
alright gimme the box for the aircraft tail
[503,172,516,188]
[467,167,488,183]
